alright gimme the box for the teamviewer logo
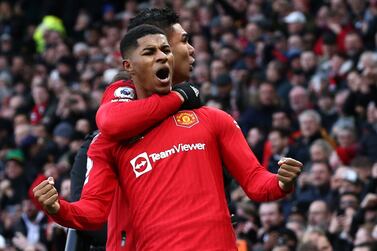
[130,152,152,178]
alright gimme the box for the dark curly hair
[128,8,179,33]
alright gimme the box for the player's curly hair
[128,8,179,33]
[120,24,166,59]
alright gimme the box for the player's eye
[142,49,154,55]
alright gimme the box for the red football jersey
[51,107,287,250]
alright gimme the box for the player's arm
[213,109,302,202]
[33,143,117,230]
[97,83,201,141]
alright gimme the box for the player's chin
[155,85,171,95]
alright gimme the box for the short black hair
[269,127,290,138]
[128,8,179,33]
[119,24,166,59]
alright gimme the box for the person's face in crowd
[22,199,38,220]
[11,56,24,74]
[340,193,359,210]
[308,200,330,227]
[247,3,263,22]
[106,26,120,46]
[247,128,263,148]
[345,33,363,57]
[268,131,288,155]
[192,35,208,54]
[13,114,28,127]
[310,162,331,187]
[318,95,333,113]
[210,60,227,81]
[259,83,276,106]
[347,71,362,91]
[330,54,345,74]
[336,128,355,147]
[334,90,349,115]
[75,119,91,135]
[14,124,31,146]
[167,24,195,84]
[259,202,283,230]
[32,85,49,105]
[359,54,377,84]
[316,6,330,28]
[289,87,309,113]
[310,143,329,163]
[245,22,261,43]
[221,32,237,47]
[60,179,71,200]
[266,62,281,83]
[5,160,23,179]
[219,46,238,67]
[300,51,317,72]
[288,35,303,51]
[317,235,333,251]
[272,112,291,130]
[299,114,320,138]
[124,34,173,98]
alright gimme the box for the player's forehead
[136,34,169,49]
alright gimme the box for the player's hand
[32,177,60,214]
[277,157,303,192]
[172,82,202,110]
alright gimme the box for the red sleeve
[48,135,118,230]
[96,92,182,141]
[213,109,288,202]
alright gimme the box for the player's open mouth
[155,66,170,84]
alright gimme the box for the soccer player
[34,24,303,250]
[65,9,201,250]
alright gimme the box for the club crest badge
[173,111,199,128]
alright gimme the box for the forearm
[215,109,287,202]
[96,92,182,141]
[49,198,110,230]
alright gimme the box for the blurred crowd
[0,0,377,250]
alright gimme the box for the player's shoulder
[101,79,136,104]
[197,106,232,119]
[88,132,119,156]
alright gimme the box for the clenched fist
[32,177,60,214]
[277,157,303,192]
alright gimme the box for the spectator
[1,149,30,209]
[266,128,297,173]
[294,110,332,164]
[258,202,285,239]
[296,162,334,210]
[12,199,48,250]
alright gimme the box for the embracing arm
[96,92,182,141]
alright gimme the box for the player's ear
[123,59,134,75]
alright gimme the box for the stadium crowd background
[0,0,377,250]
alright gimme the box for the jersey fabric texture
[50,105,287,251]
